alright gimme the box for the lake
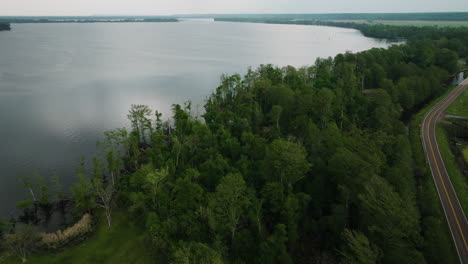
[0,19,393,221]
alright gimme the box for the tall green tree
[145,168,169,208]
[209,173,250,243]
[72,158,95,216]
[340,229,379,264]
[128,104,153,144]
[172,241,223,264]
[359,175,422,263]
[258,224,292,264]
[263,139,310,200]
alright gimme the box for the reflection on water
[0,20,394,220]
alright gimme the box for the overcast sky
[1,0,468,16]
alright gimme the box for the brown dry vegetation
[40,214,92,249]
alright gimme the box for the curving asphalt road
[421,78,468,263]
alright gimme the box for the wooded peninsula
[0,23,10,31]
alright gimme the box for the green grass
[436,125,468,216]
[463,146,468,163]
[462,146,468,163]
[4,210,153,264]
[446,89,468,117]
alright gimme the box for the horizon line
[1,11,468,17]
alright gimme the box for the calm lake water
[0,19,393,220]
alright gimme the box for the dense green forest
[0,23,10,31]
[2,22,468,264]
[216,17,468,41]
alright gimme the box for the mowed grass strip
[463,146,468,163]
[5,210,153,264]
[446,89,468,117]
[436,125,468,216]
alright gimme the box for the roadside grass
[436,125,468,215]
[462,146,468,163]
[409,86,458,264]
[463,146,468,163]
[4,209,153,264]
[446,89,468,117]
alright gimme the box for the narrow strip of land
[422,78,468,263]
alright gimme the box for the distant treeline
[0,16,178,24]
[208,12,468,21]
[0,23,10,31]
[215,17,468,41]
[313,20,468,40]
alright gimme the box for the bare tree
[94,182,114,228]
[92,157,115,228]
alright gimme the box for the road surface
[421,78,468,263]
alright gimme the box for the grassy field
[446,89,468,117]
[436,125,468,215]
[3,210,153,264]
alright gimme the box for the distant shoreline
[0,17,178,24]
[1,12,468,24]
